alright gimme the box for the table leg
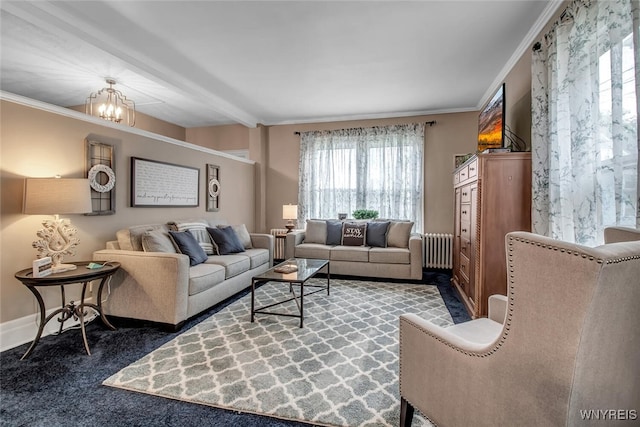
[21,286,47,360]
[58,285,66,335]
[251,279,255,323]
[95,276,116,330]
[79,282,91,355]
[327,263,330,295]
[300,280,304,328]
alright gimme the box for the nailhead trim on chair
[401,235,639,360]
[399,234,640,423]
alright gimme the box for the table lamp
[23,177,93,273]
[282,204,298,232]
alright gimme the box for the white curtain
[532,0,640,245]
[298,123,424,232]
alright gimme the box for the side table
[14,261,121,360]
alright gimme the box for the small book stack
[482,148,511,154]
[274,264,298,274]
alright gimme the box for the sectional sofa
[284,219,423,280]
[92,219,273,330]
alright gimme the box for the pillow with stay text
[341,222,367,246]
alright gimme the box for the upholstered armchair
[399,229,640,427]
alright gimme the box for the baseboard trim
[0,297,94,353]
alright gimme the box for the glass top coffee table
[251,258,330,327]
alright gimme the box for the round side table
[15,261,121,360]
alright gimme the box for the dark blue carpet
[0,271,467,427]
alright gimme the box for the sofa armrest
[92,249,191,326]
[408,234,423,280]
[604,226,640,243]
[285,230,306,259]
[250,233,274,266]
[488,294,508,324]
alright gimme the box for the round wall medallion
[88,164,116,193]
[208,178,220,198]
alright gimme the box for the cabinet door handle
[461,228,467,233]
[462,210,467,214]
[462,192,467,196]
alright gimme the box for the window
[531,0,639,245]
[298,123,424,231]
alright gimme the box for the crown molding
[0,91,255,165]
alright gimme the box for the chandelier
[85,78,135,126]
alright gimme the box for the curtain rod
[293,121,436,135]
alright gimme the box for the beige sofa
[284,219,423,280]
[93,219,273,330]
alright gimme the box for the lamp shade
[23,178,92,215]
[282,204,298,220]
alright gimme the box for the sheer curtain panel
[298,124,424,232]
[531,0,639,245]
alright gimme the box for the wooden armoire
[452,152,531,318]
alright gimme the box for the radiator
[270,228,288,260]
[423,233,454,269]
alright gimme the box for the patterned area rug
[103,278,452,426]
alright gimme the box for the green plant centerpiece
[352,209,379,219]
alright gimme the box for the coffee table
[251,258,329,327]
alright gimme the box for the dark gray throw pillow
[207,226,245,255]
[168,230,208,266]
[366,221,390,247]
[326,220,343,245]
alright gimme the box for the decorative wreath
[88,164,116,193]
[208,178,221,198]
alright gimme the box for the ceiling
[0,1,560,129]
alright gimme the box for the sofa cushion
[331,245,370,262]
[227,224,253,249]
[366,221,390,247]
[169,220,214,255]
[341,222,367,246]
[295,243,331,260]
[326,220,343,245]
[369,247,411,264]
[204,254,251,279]
[387,221,414,248]
[242,248,270,269]
[141,229,177,253]
[117,224,170,251]
[168,231,208,266]
[207,226,245,255]
[305,219,327,244]
[188,263,226,296]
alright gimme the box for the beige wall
[504,52,533,150]
[1,100,256,324]
[264,112,479,234]
[186,124,250,151]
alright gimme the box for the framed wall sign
[131,157,199,207]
